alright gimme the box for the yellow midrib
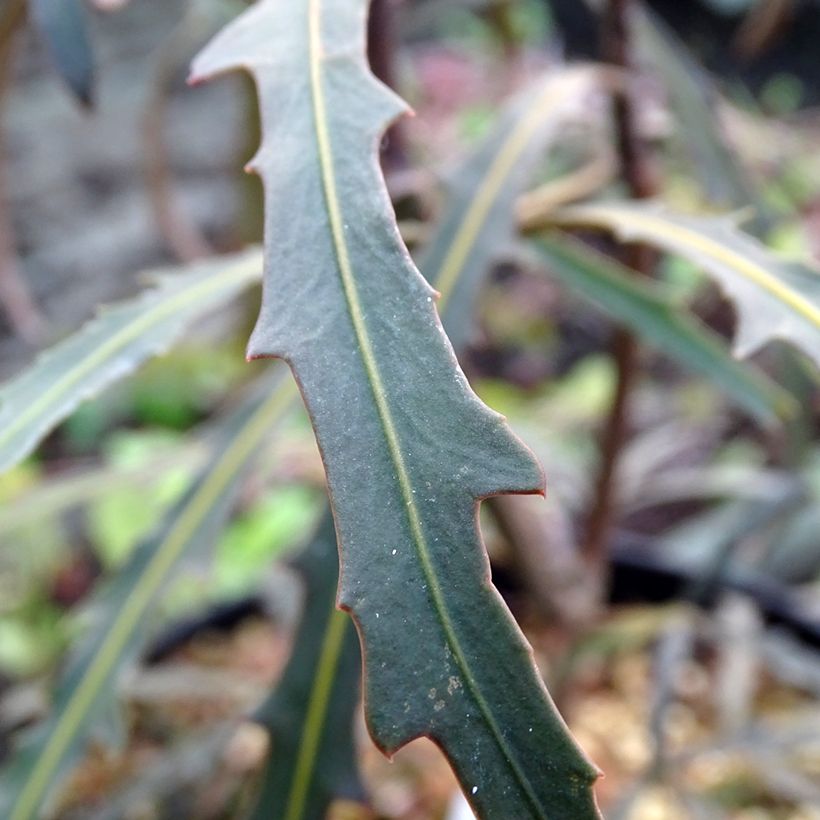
[307,2,545,816]
[562,207,820,330]
[434,78,574,312]
[0,256,260,462]
[10,383,293,820]
[282,608,349,820]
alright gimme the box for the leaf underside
[552,202,820,370]
[192,1,600,817]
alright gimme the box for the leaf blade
[0,375,296,820]
[28,0,95,105]
[419,67,599,350]
[0,249,262,474]
[192,1,600,816]
[249,514,363,820]
[531,233,795,424]
[551,202,820,368]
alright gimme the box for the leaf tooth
[188,0,286,83]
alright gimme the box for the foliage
[1,0,820,818]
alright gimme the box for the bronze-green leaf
[192,1,600,816]
[552,202,820,370]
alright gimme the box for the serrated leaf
[28,0,95,105]
[249,512,363,820]
[551,202,820,370]
[0,374,295,820]
[192,1,600,816]
[530,233,795,424]
[247,71,601,818]
[418,67,599,351]
[0,248,262,475]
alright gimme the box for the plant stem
[0,0,46,343]
[583,0,657,572]
[367,0,406,169]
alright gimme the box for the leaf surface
[0,249,262,474]
[192,1,600,816]
[0,375,294,820]
[552,203,820,369]
[531,233,794,424]
[249,513,363,820]
[248,71,601,817]
[28,0,95,105]
[418,67,598,350]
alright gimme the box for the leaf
[0,374,295,820]
[28,0,95,105]
[409,65,788,424]
[191,1,600,817]
[530,233,795,424]
[551,202,820,370]
[0,248,262,475]
[247,70,602,818]
[249,512,363,820]
[417,67,599,351]
[631,6,764,215]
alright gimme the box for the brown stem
[0,0,47,343]
[367,0,406,170]
[489,494,598,627]
[583,0,657,571]
[143,13,213,263]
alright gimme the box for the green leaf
[192,1,600,816]
[418,67,599,350]
[248,67,602,819]
[530,233,795,424]
[632,7,763,215]
[551,202,820,371]
[0,374,295,820]
[0,248,262,475]
[249,513,363,820]
[28,0,95,105]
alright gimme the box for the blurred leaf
[214,485,320,595]
[531,233,794,424]
[552,203,820,371]
[633,7,764,214]
[27,0,94,105]
[87,431,193,566]
[0,441,206,540]
[249,514,363,820]
[418,66,599,350]
[0,374,294,820]
[0,249,262,475]
[192,0,600,815]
